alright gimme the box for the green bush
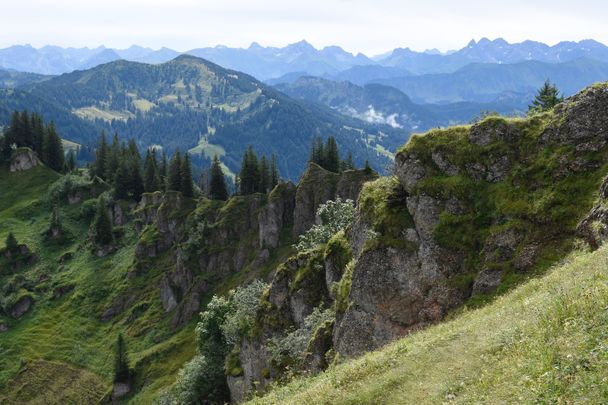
[296,198,355,252]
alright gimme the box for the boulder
[10,148,41,172]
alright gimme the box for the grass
[0,165,197,403]
[247,244,608,404]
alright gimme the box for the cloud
[1,0,607,55]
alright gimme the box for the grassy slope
[248,244,608,404]
[0,165,196,403]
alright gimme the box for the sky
[1,0,607,56]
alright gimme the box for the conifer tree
[94,131,108,180]
[324,136,340,173]
[30,112,45,156]
[114,333,131,383]
[92,199,113,246]
[114,160,131,200]
[529,80,564,113]
[259,155,270,193]
[128,160,144,201]
[270,153,279,189]
[5,232,18,253]
[309,135,325,166]
[364,160,372,174]
[19,110,33,149]
[158,150,168,191]
[341,152,354,171]
[239,146,261,195]
[105,133,120,181]
[144,149,161,192]
[180,153,194,197]
[167,151,182,192]
[42,122,64,172]
[209,155,228,201]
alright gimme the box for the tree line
[0,110,74,172]
[90,131,194,200]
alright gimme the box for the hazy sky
[1,0,607,55]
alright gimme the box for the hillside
[0,55,406,179]
[275,76,523,131]
[372,58,608,104]
[247,242,608,404]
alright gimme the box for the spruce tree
[105,133,120,181]
[209,155,228,201]
[270,153,279,189]
[167,151,182,192]
[42,122,64,172]
[5,232,18,254]
[259,155,270,193]
[94,131,109,180]
[324,136,340,173]
[309,135,324,166]
[159,151,168,187]
[19,110,33,149]
[529,80,564,113]
[239,146,261,195]
[144,150,161,192]
[30,112,45,156]
[180,153,194,197]
[128,160,144,201]
[92,199,113,246]
[364,160,373,174]
[113,333,130,383]
[341,152,354,171]
[114,160,131,200]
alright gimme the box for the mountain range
[0,55,405,179]
[3,38,608,80]
[275,76,524,131]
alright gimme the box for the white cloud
[1,0,607,55]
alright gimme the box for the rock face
[577,175,608,250]
[335,84,608,358]
[293,163,377,236]
[9,148,41,172]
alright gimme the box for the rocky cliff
[225,83,608,402]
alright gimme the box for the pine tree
[239,146,261,195]
[270,153,279,189]
[92,199,113,246]
[324,136,340,173]
[529,80,564,113]
[180,153,194,197]
[309,135,324,166]
[159,150,168,190]
[42,122,64,172]
[113,160,133,200]
[167,151,182,192]
[94,131,108,180]
[259,155,270,193]
[341,152,354,171]
[30,112,45,156]
[209,155,228,201]
[144,150,161,192]
[105,133,120,181]
[113,333,131,383]
[5,232,18,254]
[128,160,144,201]
[19,110,33,149]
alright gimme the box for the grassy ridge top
[248,243,608,404]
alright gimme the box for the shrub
[46,174,90,204]
[296,198,355,252]
[221,279,268,346]
[267,306,335,367]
